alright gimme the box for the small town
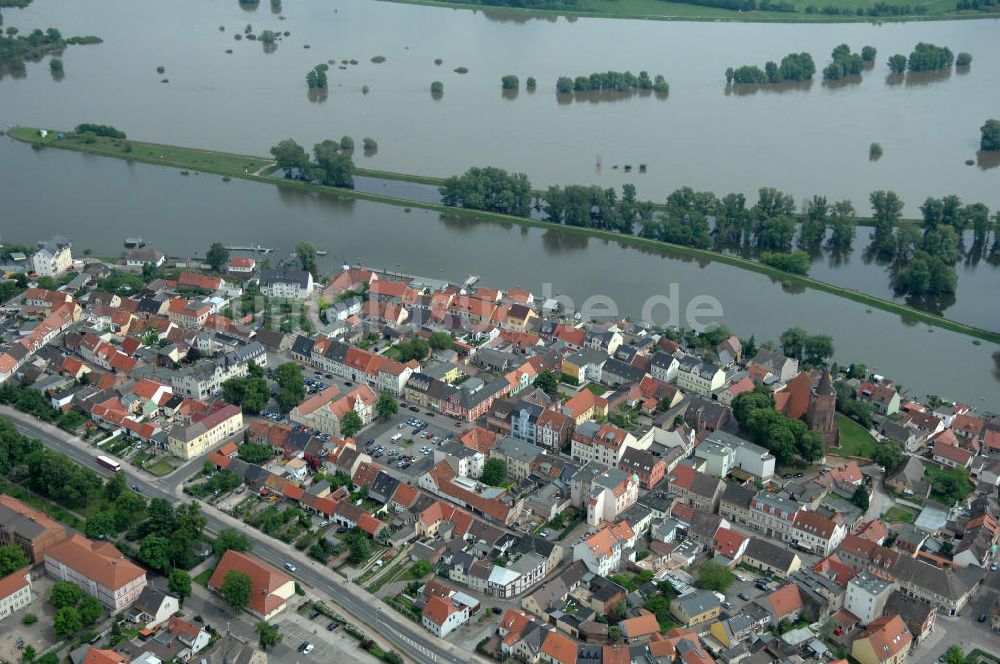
[0,234,997,664]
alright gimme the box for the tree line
[270,137,354,188]
[887,42,958,73]
[725,52,815,85]
[0,27,100,71]
[822,44,869,80]
[805,1,927,14]
[868,191,999,298]
[555,70,668,95]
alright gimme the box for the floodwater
[1,0,999,215]
[1,143,997,410]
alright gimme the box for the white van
[391,433,403,442]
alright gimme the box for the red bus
[96,455,123,473]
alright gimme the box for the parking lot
[358,406,469,479]
[271,609,381,664]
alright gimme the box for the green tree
[36,654,57,664]
[430,80,443,94]
[696,561,735,592]
[501,74,519,90]
[851,485,870,511]
[981,119,1000,152]
[49,581,83,609]
[84,511,118,540]
[0,545,29,575]
[340,410,364,438]
[270,139,310,178]
[312,140,355,189]
[104,471,126,501]
[481,457,506,486]
[78,595,101,626]
[344,530,371,565]
[139,534,172,574]
[206,242,229,272]
[296,241,318,275]
[779,327,808,361]
[238,441,275,464]
[53,606,81,636]
[376,390,398,420]
[887,54,907,73]
[532,371,559,395]
[214,528,253,557]
[945,646,965,664]
[872,440,903,473]
[21,645,36,664]
[255,621,283,650]
[168,569,192,605]
[428,331,453,350]
[113,491,147,531]
[339,135,354,151]
[219,570,254,613]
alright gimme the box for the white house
[421,595,470,638]
[258,269,314,300]
[844,572,894,624]
[31,236,73,276]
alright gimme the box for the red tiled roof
[541,630,578,664]
[208,551,291,616]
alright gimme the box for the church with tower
[775,370,840,447]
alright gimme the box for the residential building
[258,269,314,300]
[167,402,243,460]
[649,351,679,384]
[421,594,470,638]
[671,590,722,627]
[572,521,635,576]
[666,465,724,513]
[0,568,32,621]
[290,384,378,436]
[694,438,735,478]
[571,422,639,466]
[845,572,894,624]
[208,551,295,620]
[127,586,181,628]
[703,430,775,479]
[586,468,639,526]
[0,494,70,563]
[792,510,848,556]
[676,356,724,397]
[742,537,802,578]
[618,447,666,490]
[748,491,803,543]
[44,534,147,611]
[492,437,546,482]
[561,390,609,425]
[931,440,973,469]
[31,236,73,276]
[851,615,912,664]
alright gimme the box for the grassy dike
[8,126,999,345]
[374,0,995,23]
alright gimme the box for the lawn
[922,463,975,506]
[146,459,177,477]
[881,506,916,524]
[193,569,213,587]
[832,414,877,459]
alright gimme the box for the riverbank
[375,0,997,22]
[8,126,999,345]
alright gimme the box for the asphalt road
[3,409,476,664]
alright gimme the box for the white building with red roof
[421,594,470,638]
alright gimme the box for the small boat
[123,237,146,248]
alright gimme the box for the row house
[290,384,378,436]
[676,356,725,397]
[561,389,609,425]
[440,377,510,422]
[166,298,211,329]
[666,464,724,513]
[791,510,848,556]
[164,341,267,399]
[586,467,639,526]
[537,409,575,452]
[167,402,244,460]
[571,422,638,466]
[572,521,635,577]
[617,447,666,490]
[748,491,804,543]
[309,337,412,395]
[402,373,456,411]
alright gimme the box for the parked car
[722,600,733,609]
[327,621,340,631]
[285,562,297,572]
[409,406,419,412]
[298,643,314,655]
[979,614,988,623]
[738,592,751,601]
[309,609,321,619]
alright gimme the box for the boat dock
[224,244,274,254]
